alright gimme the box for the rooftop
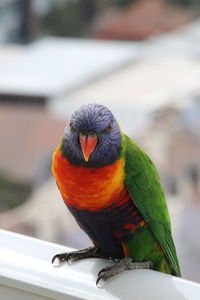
[0,37,139,99]
[92,0,194,40]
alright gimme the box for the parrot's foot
[96,257,153,286]
[52,246,107,264]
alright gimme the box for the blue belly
[67,198,144,259]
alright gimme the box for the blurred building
[0,104,65,184]
[0,37,138,186]
[137,102,200,203]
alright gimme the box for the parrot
[51,103,181,285]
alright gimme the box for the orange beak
[79,134,98,162]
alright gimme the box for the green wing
[123,134,181,277]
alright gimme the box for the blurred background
[0,0,200,283]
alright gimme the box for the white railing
[1,229,200,300]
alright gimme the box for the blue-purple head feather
[61,104,122,167]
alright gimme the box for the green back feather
[123,134,181,277]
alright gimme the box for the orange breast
[52,147,125,211]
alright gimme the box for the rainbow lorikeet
[52,104,181,285]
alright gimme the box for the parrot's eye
[103,123,113,134]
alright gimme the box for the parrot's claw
[96,257,153,286]
[52,252,71,264]
[52,246,107,264]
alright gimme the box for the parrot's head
[61,104,122,167]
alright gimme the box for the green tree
[114,0,137,7]
[169,0,191,6]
